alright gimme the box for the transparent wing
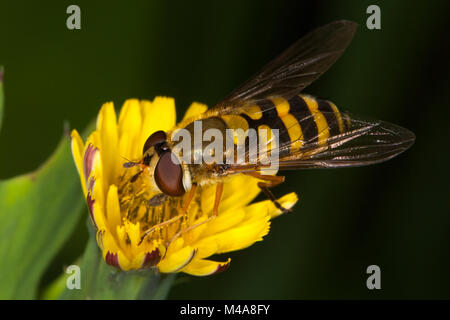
[213,20,357,110]
[227,112,415,172]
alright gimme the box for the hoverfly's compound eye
[154,151,185,197]
[143,130,167,155]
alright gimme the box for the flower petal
[105,251,121,269]
[86,192,97,228]
[101,229,130,270]
[96,102,119,187]
[139,97,176,152]
[199,208,246,239]
[90,197,106,232]
[104,250,131,271]
[270,192,298,218]
[158,246,197,273]
[83,144,98,185]
[70,130,86,195]
[140,97,176,146]
[118,99,142,160]
[194,201,272,255]
[196,193,298,256]
[141,248,162,268]
[106,185,122,234]
[201,174,260,214]
[245,192,299,219]
[181,258,231,276]
[182,102,208,121]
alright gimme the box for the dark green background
[0,0,449,299]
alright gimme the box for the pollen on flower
[116,166,194,247]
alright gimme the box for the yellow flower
[71,97,298,275]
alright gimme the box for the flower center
[116,167,203,246]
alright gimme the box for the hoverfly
[125,20,415,244]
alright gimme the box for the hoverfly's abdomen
[220,94,349,157]
[277,94,349,151]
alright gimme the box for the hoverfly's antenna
[120,156,144,183]
[123,161,139,168]
[121,156,140,168]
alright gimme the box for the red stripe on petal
[172,249,197,273]
[213,260,231,275]
[96,229,105,250]
[87,177,96,193]
[141,249,162,269]
[83,144,98,183]
[105,251,121,270]
[86,193,97,229]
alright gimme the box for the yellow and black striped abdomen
[278,94,348,150]
[220,94,348,157]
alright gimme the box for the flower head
[71,97,298,275]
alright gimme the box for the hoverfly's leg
[138,214,184,245]
[212,181,224,217]
[181,183,198,214]
[138,184,198,245]
[258,183,292,213]
[166,182,223,249]
[244,172,291,213]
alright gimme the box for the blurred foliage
[0,0,449,299]
[0,135,85,299]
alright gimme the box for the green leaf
[58,220,176,300]
[0,132,85,298]
[40,265,70,300]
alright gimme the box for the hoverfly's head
[123,130,189,197]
